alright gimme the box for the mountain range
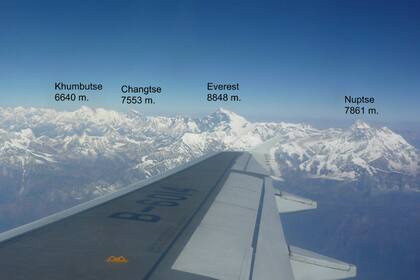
[0,106,418,204]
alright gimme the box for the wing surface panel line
[249,180,265,280]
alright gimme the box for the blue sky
[1,0,419,123]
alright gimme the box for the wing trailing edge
[275,191,317,213]
[289,246,357,280]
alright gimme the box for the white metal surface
[289,246,357,280]
[251,176,295,280]
[172,172,263,279]
[231,152,251,171]
[245,156,270,176]
[275,192,317,213]
[251,135,282,178]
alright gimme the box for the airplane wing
[0,150,356,279]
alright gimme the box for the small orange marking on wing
[106,256,129,263]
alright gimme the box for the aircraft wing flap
[275,191,317,213]
[289,246,357,280]
[172,172,263,280]
[172,155,296,280]
[231,152,269,176]
[244,156,270,176]
[251,176,295,280]
[231,152,252,171]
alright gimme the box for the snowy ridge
[274,120,419,181]
[0,106,419,201]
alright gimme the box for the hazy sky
[1,0,419,123]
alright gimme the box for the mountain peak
[351,119,371,130]
[211,107,247,122]
[72,106,96,117]
[78,105,94,112]
[196,108,249,132]
[214,107,238,116]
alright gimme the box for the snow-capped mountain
[0,106,418,205]
[275,120,419,181]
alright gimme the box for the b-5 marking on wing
[108,186,196,223]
